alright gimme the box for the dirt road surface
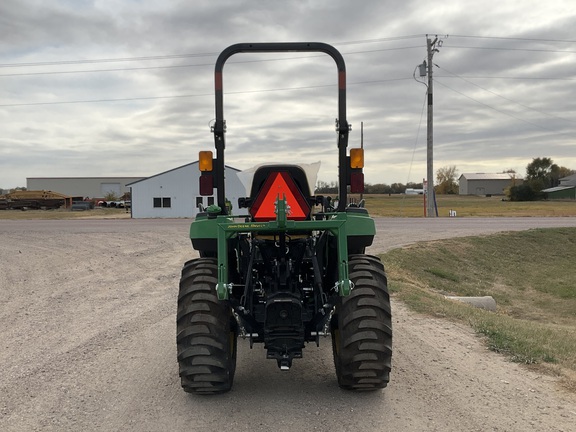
[1,217,576,431]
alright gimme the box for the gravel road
[1,217,576,431]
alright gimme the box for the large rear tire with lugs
[176,258,238,394]
[331,254,392,390]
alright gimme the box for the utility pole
[360,121,364,202]
[424,36,441,217]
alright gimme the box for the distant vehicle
[405,188,424,195]
[97,200,126,208]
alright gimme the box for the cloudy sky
[1,0,575,189]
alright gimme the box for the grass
[383,227,576,389]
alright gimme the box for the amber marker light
[199,151,214,171]
[350,148,364,169]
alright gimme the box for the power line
[447,45,576,54]
[1,33,573,70]
[0,36,424,69]
[436,65,576,125]
[0,77,413,107]
[449,34,576,44]
[335,34,425,45]
[0,52,220,68]
[0,63,213,77]
[434,79,574,137]
[0,46,422,77]
[436,75,576,81]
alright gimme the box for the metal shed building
[26,177,143,199]
[128,161,244,218]
[458,173,523,196]
[542,186,576,200]
[559,174,576,187]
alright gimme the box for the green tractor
[176,42,392,394]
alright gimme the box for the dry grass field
[0,207,130,220]
[361,194,576,217]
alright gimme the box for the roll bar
[212,42,350,213]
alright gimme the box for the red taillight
[199,174,213,196]
[350,172,364,193]
[250,172,310,222]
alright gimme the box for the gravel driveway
[1,217,575,431]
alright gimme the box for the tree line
[315,180,423,195]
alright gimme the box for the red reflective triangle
[251,172,309,221]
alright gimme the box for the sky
[1,0,575,189]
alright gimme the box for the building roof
[459,173,523,181]
[126,161,240,186]
[559,173,576,186]
[541,186,576,193]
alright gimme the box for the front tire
[331,254,392,390]
[176,258,238,394]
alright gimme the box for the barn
[128,161,244,218]
[458,173,523,196]
[26,177,143,199]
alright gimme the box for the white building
[128,161,244,218]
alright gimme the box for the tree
[104,191,119,201]
[526,157,553,180]
[435,165,459,194]
[525,157,554,191]
[315,180,338,194]
[509,184,537,201]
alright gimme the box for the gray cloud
[1,0,575,189]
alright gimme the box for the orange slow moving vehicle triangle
[251,172,310,221]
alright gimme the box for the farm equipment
[176,43,392,394]
[0,190,71,210]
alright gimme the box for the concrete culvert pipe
[445,296,497,311]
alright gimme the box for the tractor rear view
[176,43,392,394]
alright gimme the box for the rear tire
[176,258,238,394]
[331,254,392,390]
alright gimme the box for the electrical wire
[448,34,576,44]
[1,33,572,70]
[406,92,428,182]
[0,46,423,77]
[434,79,574,137]
[436,65,576,125]
[2,33,575,107]
[447,46,576,54]
[0,77,414,107]
[0,36,425,69]
[435,75,576,81]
